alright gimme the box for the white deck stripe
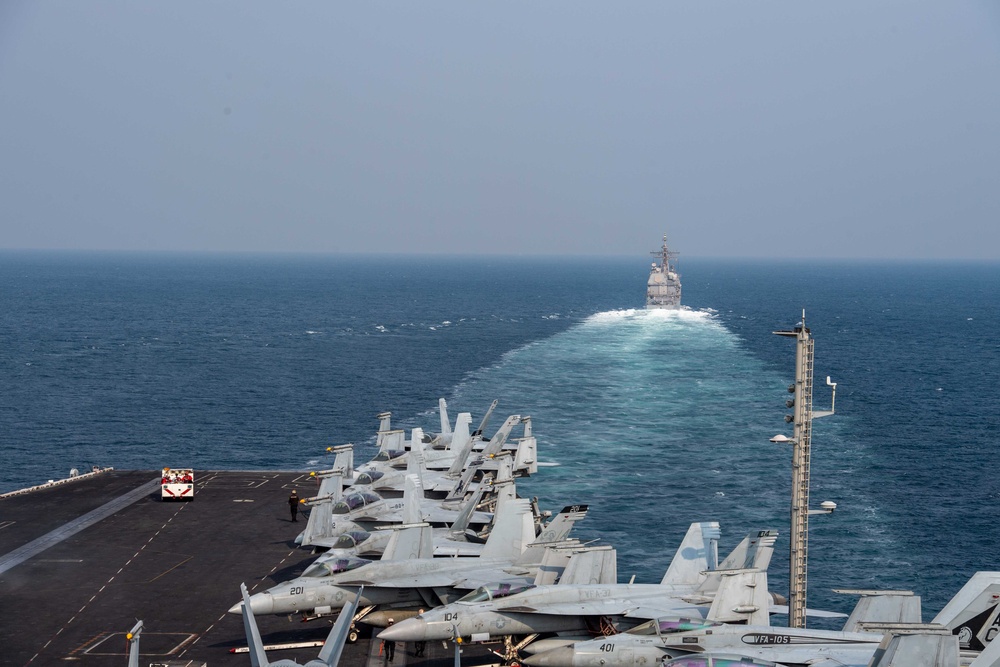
[0,478,159,575]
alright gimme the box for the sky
[1,2,999,259]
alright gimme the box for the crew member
[384,620,396,662]
[414,610,426,656]
[288,490,299,522]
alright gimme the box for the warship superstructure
[646,234,681,309]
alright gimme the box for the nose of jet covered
[227,592,275,616]
[377,616,453,642]
[523,647,576,667]
[377,618,423,642]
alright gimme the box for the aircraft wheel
[348,630,359,643]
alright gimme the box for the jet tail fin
[329,444,354,483]
[970,625,1000,666]
[835,589,921,633]
[382,477,434,560]
[439,399,452,438]
[406,438,425,491]
[240,582,271,667]
[706,568,771,626]
[532,544,576,586]
[126,620,142,667]
[317,585,363,666]
[718,529,778,571]
[488,456,517,519]
[931,571,1000,652]
[377,429,405,455]
[513,432,538,476]
[317,471,344,501]
[480,415,522,458]
[445,413,474,475]
[866,627,958,667]
[444,456,482,502]
[532,505,589,544]
[660,521,721,586]
[557,545,617,585]
[299,473,341,547]
[480,498,534,560]
[449,481,487,535]
[698,529,778,595]
[472,399,499,438]
[377,411,392,435]
[400,473,423,526]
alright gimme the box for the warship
[646,234,681,309]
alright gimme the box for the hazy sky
[2,2,999,259]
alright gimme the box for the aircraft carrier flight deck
[0,470,494,667]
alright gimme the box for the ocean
[1,251,997,623]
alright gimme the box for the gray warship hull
[645,234,681,309]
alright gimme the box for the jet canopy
[331,491,383,514]
[354,470,385,485]
[300,556,369,578]
[370,450,407,463]
[457,583,535,603]
[330,530,372,550]
[627,618,722,636]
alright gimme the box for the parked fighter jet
[377,527,780,655]
[309,458,575,560]
[230,499,589,622]
[525,572,1000,667]
[297,455,496,542]
[299,453,523,553]
[653,628,959,667]
[356,413,539,495]
[238,582,359,667]
[521,588,898,667]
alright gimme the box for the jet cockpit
[331,491,384,514]
[458,582,536,603]
[626,618,722,637]
[354,470,385,485]
[329,530,372,550]
[370,449,407,464]
[301,556,369,578]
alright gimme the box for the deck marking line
[0,477,159,575]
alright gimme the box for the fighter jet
[299,452,529,554]
[238,582,359,667]
[231,498,589,623]
[354,412,539,496]
[642,628,961,667]
[376,526,780,658]
[524,572,1000,667]
[309,458,578,560]
[521,585,898,667]
[295,448,499,546]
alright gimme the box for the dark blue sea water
[1,251,998,623]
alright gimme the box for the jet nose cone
[377,618,427,642]
[229,592,275,616]
[524,647,576,667]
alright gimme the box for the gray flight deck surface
[0,470,495,667]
